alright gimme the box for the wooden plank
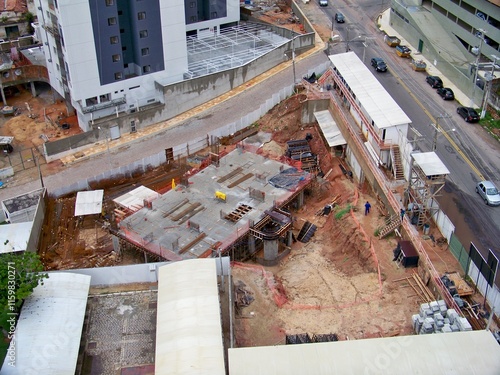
[171,202,201,221]
[228,173,254,188]
[217,167,243,183]
[447,272,474,296]
[179,233,207,254]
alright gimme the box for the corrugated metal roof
[229,330,500,375]
[1,272,91,375]
[155,259,225,375]
[0,221,32,253]
[74,189,104,216]
[412,152,450,175]
[328,52,411,129]
[314,110,346,147]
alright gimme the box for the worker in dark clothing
[364,201,371,215]
[400,208,406,221]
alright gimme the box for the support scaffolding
[406,152,449,227]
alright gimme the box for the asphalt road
[324,1,500,257]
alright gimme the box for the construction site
[0,2,497,364]
[27,84,492,347]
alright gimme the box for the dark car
[370,57,387,72]
[334,12,345,23]
[436,87,454,100]
[426,76,443,88]
[457,107,480,123]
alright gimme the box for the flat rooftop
[119,149,311,260]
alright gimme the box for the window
[118,10,123,15]
[143,65,151,73]
[120,28,124,33]
[138,12,146,20]
[130,120,136,133]
[86,96,98,106]
[105,0,114,6]
[108,17,116,26]
[112,54,120,62]
[190,16,197,22]
[110,36,118,44]
[141,47,149,56]
[139,30,148,38]
[114,72,123,80]
[122,46,127,51]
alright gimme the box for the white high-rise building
[34,0,240,131]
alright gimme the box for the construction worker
[364,201,371,215]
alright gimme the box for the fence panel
[448,233,469,272]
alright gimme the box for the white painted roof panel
[328,52,411,129]
[1,272,91,375]
[314,110,346,147]
[229,330,500,375]
[0,221,32,253]
[113,185,159,211]
[155,259,225,375]
[412,152,450,175]
[74,189,104,216]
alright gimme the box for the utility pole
[471,29,485,107]
[480,54,498,119]
[431,115,453,151]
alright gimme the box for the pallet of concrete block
[456,316,473,331]
[414,301,464,334]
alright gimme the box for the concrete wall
[57,262,169,286]
[55,257,230,286]
[44,32,315,159]
[27,190,46,253]
[159,34,314,120]
[301,98,331,124]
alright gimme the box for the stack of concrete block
[412,300,470,334]
[456,317,473,331]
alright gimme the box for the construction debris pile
[412,301,472,334]
[285,136,319,173]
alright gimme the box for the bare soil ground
[231,92,465,346]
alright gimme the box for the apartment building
[389,0,499,106]
[34,0,240,132]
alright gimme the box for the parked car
[476,180,500,206]
[370,57,387,72]
[436,87,454,100]
[456,106,480,123]
[426,76,443,88]
[319,0,328,6]
[334,12,345,23]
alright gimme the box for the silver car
[476,181,500,206]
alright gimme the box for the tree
[0,252,47,330]
[23,12,35,35]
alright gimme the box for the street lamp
[430,120,455,151]
[480,54,498,119]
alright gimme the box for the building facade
[34,0,240,131]
[389,0,499,107]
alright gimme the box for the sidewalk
[377,10,471,107]
[60,20,327,166]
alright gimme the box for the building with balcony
[33,0,301,138]
[389,0,499,107]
